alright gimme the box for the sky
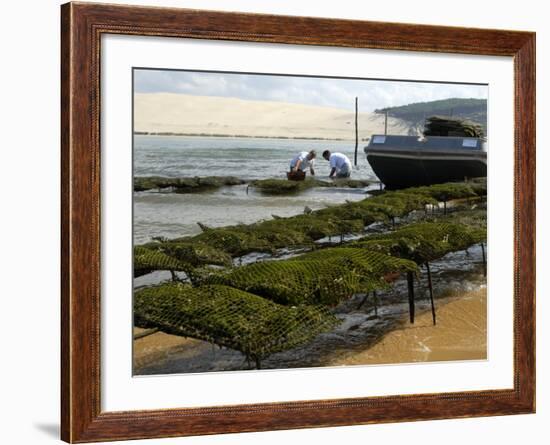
[134,69,488,112]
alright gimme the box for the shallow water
[134,135,376,243]
[134,135,373,180]
[134,184,373,243]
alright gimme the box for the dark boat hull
[366,153,486,189]
[365,135,487,189]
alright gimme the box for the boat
[364,134,487,189]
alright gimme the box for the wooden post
[407,271,415,323]
[384,110,388,135]
[354,97,358,166]
[425,263,437,325]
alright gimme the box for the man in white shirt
[289,150,316,177]
[322,150,352,178]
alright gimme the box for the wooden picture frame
[61,2,535,442]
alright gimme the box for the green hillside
[375,98,487,132]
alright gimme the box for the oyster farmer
[322,150,352,178]
[289,150,316,179]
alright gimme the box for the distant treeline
[375,98,487,132]
[133,131,346,141]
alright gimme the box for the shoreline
[134,132,352,141]
[133,287,487,373]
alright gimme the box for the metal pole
[407,271,415,324]
[354,97,358,166]
[425,263,437,325]
[384,110,388,135]
[481,242,487,277]
[357,291,369,310]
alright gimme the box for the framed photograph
[61,2,535,442]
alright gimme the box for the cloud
[134,69,488,112]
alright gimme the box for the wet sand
[133,328,204,371]
[330,288,487,366]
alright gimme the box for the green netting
[134,246,191,277]
[132,181,488,364]
[378,192,440,212]
[190,226,278,256]
[330,178,375,188]
[404,182,480,202]
[250,178,374,194]
[250,178,324,194]
[464,179,488,197]
[315,202,386,225]
[135,181,487,272]
[134,283,339,362]
[182,216,365,257]
[313,191,438,225]
[439,208,487,228]
[134,176,245,193]
[247,215,331,244]
[205,248,417,306]
[257,214,365,242]
[142,241,232,267]
[351,222,486,264]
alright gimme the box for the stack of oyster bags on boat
[423,116,484,138]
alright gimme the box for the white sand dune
[134,93,414,140]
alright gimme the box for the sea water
[134,135,377,243]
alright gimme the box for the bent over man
[322,150,352,178]
[289,150,316,178]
